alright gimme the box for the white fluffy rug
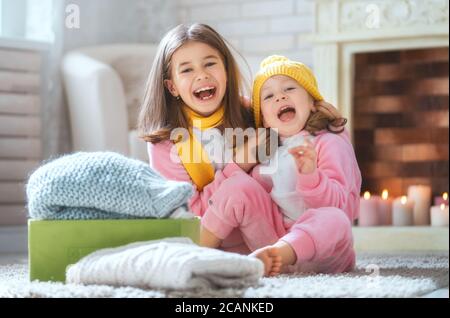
[0,252,448,298]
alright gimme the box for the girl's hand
[235,161,257,173]
[233,129,269,173]
[288,139,317,175]
[233,135,258,173]
[240,96,252,108]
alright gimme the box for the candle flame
[364,191,371,200]
[382,189,389,200]
[441,204,446,211]
[443,192,448,201]
[401,196,407,205]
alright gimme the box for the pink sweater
[147,128,362,223]
[252,129,361,222]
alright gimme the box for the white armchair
[62,43,158,162]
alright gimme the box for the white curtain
[41,0,72,158]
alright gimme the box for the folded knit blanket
[66,238,264,290]
[26,152,194,220]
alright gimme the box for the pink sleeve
[147,141,245,217]
[341,127,351,143]
[295,133,362,221]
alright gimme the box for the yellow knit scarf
[175,105,224,191]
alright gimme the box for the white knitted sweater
[66,238,264,290]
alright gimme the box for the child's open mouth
[193,86,217,101]
[277,105,296,122]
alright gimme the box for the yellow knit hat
[252,55,324,127]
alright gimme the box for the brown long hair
[304,102,347,136]
[138,23,252,144]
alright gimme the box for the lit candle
[434,192,449,206]
[407,185,431,225]
[378,189,393,225]
[392,196,414,226]
[430,204,449,227]
[359,191,379,226]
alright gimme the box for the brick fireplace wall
[353,47,449,198]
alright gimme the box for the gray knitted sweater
[26,152,194,220]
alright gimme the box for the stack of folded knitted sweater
[66,238,264,290]
[26,152,194,220]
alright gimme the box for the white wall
[176,0,316,83]
[63,0,177,51]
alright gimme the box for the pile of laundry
[26,152,264,290]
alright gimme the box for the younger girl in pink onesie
[199,55,362,276]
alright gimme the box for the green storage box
[28,218,200,282]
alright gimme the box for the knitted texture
[66,237,264,290]
[26,152,194,220]
[252,55,324,127]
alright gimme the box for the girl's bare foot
[272,240,297,266]
[250,246,283,276]
[251,241,297,276]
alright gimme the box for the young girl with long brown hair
[139,23,275,254]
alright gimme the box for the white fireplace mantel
[302,0,449,141]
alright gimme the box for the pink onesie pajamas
[148,130,362,274]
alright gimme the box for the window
[25,0,54,42]
[0,0,2,35]
[0,0,53,42]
